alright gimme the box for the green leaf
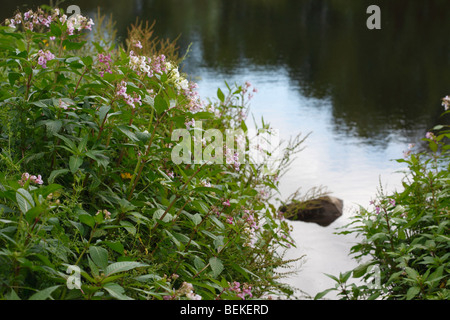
[79,213,95,228]
[191,213,202,226]
[62,40,86,51]
[25,206,42,224]
[38,184,63,198]
[405,267,419,280]
[103,241,125,255]
[314,288,336,300]
[117,125,139,142]
[217,88,225,102]
[352,262,375,278]
[69,155,83,173]
[104,261,148,277]
[230,262,250,281]
[89,246,109,270]
[5,290,21,300]
[8,72,21,86]
[406,286,420,300]
[209,257,223,278]
[28,285,60,300]
[98,105,111,124]
[50,23,62,37]
[54,133,77,153]
[16,188,35,214]
[103,283,133,300]
[119,221,136,235]
[154,94,168,115]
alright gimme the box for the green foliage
[0,7,303,300]
[316,119,450,300]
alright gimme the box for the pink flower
[18,172,43,186]
[134,40,143,49]
[226,216,233,224]
[185,118,195,130]
[426,132,435,140]
[222,199,230,207]
[37,49,55,69]
[97,53,112,77]
[35,175,44,185]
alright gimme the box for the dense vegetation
[0,5,448,301]
[317,113,449,300]
[0,7,305,300]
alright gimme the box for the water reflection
[3,1,449,146]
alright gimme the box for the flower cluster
[175,282,202,300]
[242,81,258,101]
[165,61,203,112]
[37,49,55,69]
[116,80,142,108]
[425,131,436,141]
[128,51,167,79]
[64,13,94,35]
[96,209,112,220]
[184,118,195,130]
[225,147,241,171]
[228,281,252,300]
[5,8,93,35]
[134,40,143,49]
[242,209,258,248]
[97,53,112,77]
[58,99,77,111]
[369,197,396,215]
[403,143,415,158]
[200,179,211,187]
[18,172,43,186]
[129,50,153,77]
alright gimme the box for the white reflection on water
[192,65,407,299]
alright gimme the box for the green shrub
[316,110,450,300]
[0,7,304,300]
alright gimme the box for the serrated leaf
[89,246,109,270]
[209,257,223,278]
[103,283,133,300]
[79,213,95,228]
[69,155,83,173]
[98,105,111,124]
[16,188,34,214]
[117,125,139,142]
[28,285,60,300]
[44,120,63,136]
[48,169,70,184]
[104,261,148,277]
[406,286,420,300]
[119,221,136,235]
[103,241,124,255]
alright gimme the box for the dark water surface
[3,0,450,297]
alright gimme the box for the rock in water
[279,196,343,227]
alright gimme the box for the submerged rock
[279,196,343,227]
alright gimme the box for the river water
[4,0,450,299]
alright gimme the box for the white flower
[186,292,202,300]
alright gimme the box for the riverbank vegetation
[0,7,306,300]
[316,111,449,300]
